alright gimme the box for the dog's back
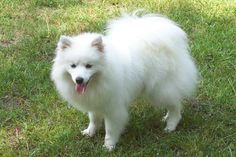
[106,13,198,100]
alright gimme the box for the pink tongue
[75,84,86,95]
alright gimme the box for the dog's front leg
[81,112,103,137]
[103,107,128,151]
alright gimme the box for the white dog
[51,12,198,151]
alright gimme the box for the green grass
[0,0,235,156]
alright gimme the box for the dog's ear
[58,35,72,50]
[91,36,104,53]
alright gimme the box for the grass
[0,0,235,156]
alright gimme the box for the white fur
[51,13,198,151]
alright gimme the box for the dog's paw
[103,144,115,152]
[81,128,95,137]
[164,125,176,133]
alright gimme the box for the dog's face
[56,34,104,95]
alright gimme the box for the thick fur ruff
[51,12,198,151]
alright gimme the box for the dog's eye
[85,64,92,69]
[71,64,76,68]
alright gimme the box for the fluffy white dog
[51,12,198,151]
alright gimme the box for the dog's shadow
[119,104,166,148]
[116,100,201,151]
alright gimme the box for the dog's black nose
[76,77,84,84]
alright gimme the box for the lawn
[0,0,235,156]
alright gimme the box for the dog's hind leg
[81,112,103,137]
[149,88,182,132]
[163,103,182,132]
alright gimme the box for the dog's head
[56,33,104,95]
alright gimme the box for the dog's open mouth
[75,83,87,95]
[75,80,90,95]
